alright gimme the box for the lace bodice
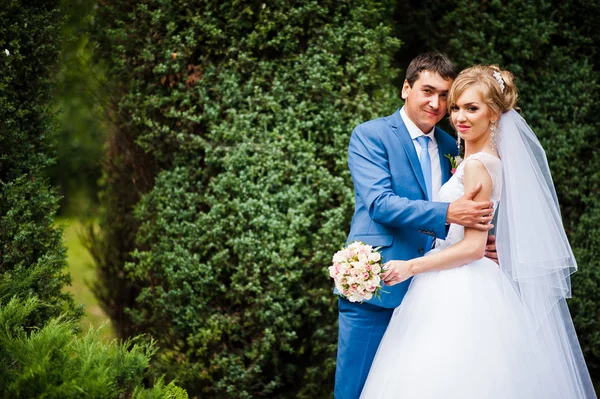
[435,152,502,251]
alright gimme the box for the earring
[456,133,461,151]
[490,121,498,150]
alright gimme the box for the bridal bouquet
[328,241,384,303]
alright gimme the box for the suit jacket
[346,109,458,308]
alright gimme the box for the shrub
[90,1,400,396]
[0,296,188,398]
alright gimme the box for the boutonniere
[444,154,463,175]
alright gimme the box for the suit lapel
[435,128,453,184]
[389,110,428,199]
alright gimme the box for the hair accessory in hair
[492,71,505,93]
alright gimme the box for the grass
[58,217,116,341]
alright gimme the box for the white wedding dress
[360,152,567,399]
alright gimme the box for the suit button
[418,248,425,254]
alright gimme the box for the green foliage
[398,0,600,382]
[0,2,187,397]
[48,0,106,216]
[0,296,185,398]
[133,378,189,399]
[90,0,400,396]
[0,0,78,326]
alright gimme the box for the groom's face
[402,71,452,133]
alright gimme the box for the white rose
[368,252,381,262]
[349,241,362,250]
[370,275,381,286]
[351,261,365,271]
[328,266,337,278]
[333,252,345,263]
[348,293,363,303]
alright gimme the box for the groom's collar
[399,107,437,143]
[390,107,459,159]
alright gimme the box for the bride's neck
[464,136,492,157]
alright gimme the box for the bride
[360,65,596,398]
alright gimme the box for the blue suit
[335,109,458,398]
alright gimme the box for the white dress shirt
[400,107,442,201]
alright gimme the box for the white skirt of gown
[360,256,553,399]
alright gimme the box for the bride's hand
[381,260,414,286]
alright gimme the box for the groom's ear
[401,79,411,100]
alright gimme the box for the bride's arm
[382,160,493,286]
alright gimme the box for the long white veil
[496,109,596,398]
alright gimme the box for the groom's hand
[447,183,494,231]
[485,234,499,264]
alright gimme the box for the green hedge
[90,1,400,397]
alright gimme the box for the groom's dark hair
[406,53,457,87]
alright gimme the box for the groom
[335,53,497,399]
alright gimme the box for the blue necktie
[416,136,432,200]
[416,135,434,250]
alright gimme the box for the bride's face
[450,86,495,143]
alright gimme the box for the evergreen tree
[0,0,78,327]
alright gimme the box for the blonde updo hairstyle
[447,65,518,122]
